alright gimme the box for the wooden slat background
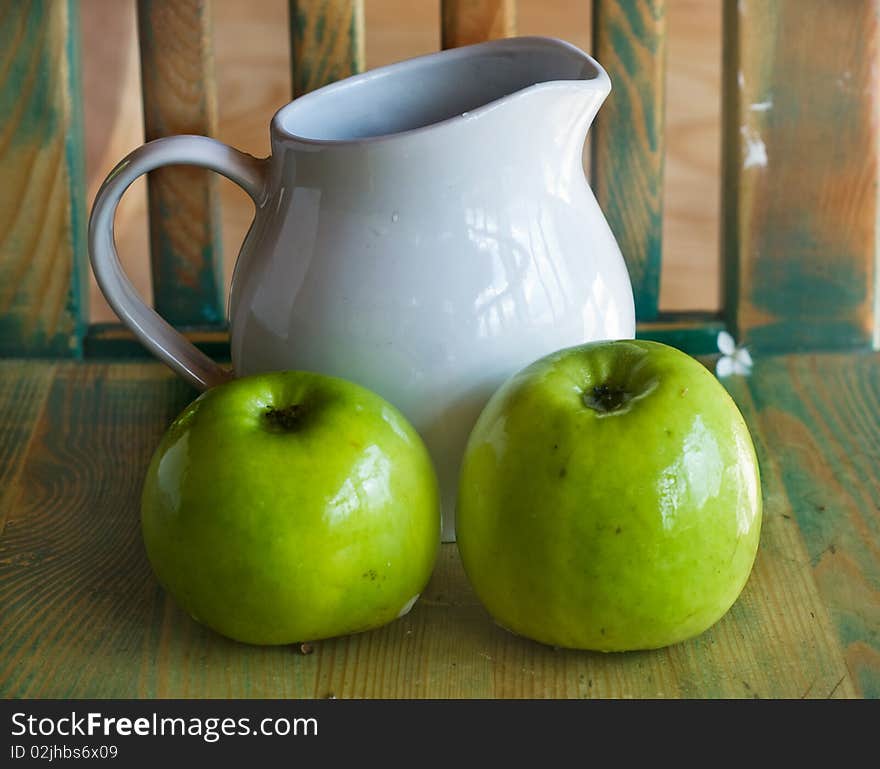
[591,0,667,321]
[137,0,225,327]
[722,0,879,353]
[289,0,365,97]
[83,0,723,324]
[0,0,87,356]
[441,0,516,48]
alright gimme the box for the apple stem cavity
[584,383,631,414]
[264,404,305,432]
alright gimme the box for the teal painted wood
[722,0,878,353]
[83,323,231,361]
[289,0,365,98]
[83,314,726,361]
[636,313,726,355]
[0,0,87,357]
[743,353,880,696]
[136,0,224,327]
[591,0,667,322]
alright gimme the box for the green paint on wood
[84,323,231,361]
[616,0,664,46]
[292,6,308,37]
[137,0,225,329]
[295,62,312,92]
[348,4,360,72]
[150,228,224,327]
[745,353,880,697]
[608,23,638,74]
[722,0,877,353]
[63,0,88,355]
[835,612,880,698]
[753,211,866,307]
[289,1,364,98]
[0,2,58,147]
[748,215,867,323]
[636,314,726,355]
[744,321,869,354]
[606,21,663,148]
[80,313,724,361]
[0,0,87,356]
[592,0,667,322]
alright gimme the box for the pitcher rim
[270,36,611,147]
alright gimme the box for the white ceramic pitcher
[90,36,635,541]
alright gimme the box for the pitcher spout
[271,36,610,147]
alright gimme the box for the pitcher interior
[275,37,602,142]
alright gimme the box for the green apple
[141,371,440,645]
[456,340,762,651]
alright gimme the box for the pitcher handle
[88,135,267,390]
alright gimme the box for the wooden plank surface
[0,364,195,698]
[0,359,870,698]
[0,0,87,356]
[441,0,516,48]
[744,354,880,697]
[722,0,878,353]
[592,0,667,322]
[289,0,365,98]
[136,0,224,327]
[0,362,55,535]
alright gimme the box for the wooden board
[0,0,87,356]
[0,358,870,698]
[136,0,225,327]
[0,362,55,534]
[592,0,667,322]
[81,313,725,360]
[441,0,516,48]
[722,0,878,353]
[636,313,725,356]
[744,353,880,698]
[289,0,365,98]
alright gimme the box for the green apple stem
[584,383,631,414]
[264,404,304,431]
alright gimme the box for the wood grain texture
[592,0,667,322]
[441,0,516,48]
[743,353,880,697]
[0,0,87,356]
[84,323,230,361]
[289,0,365,98]
[636,313,726,355]
[722,0,878,353]
[0,359,867,698]
[0,362,54,535]
[137,0,224,327]
[659,0,721,312]
[0,363,195,698]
